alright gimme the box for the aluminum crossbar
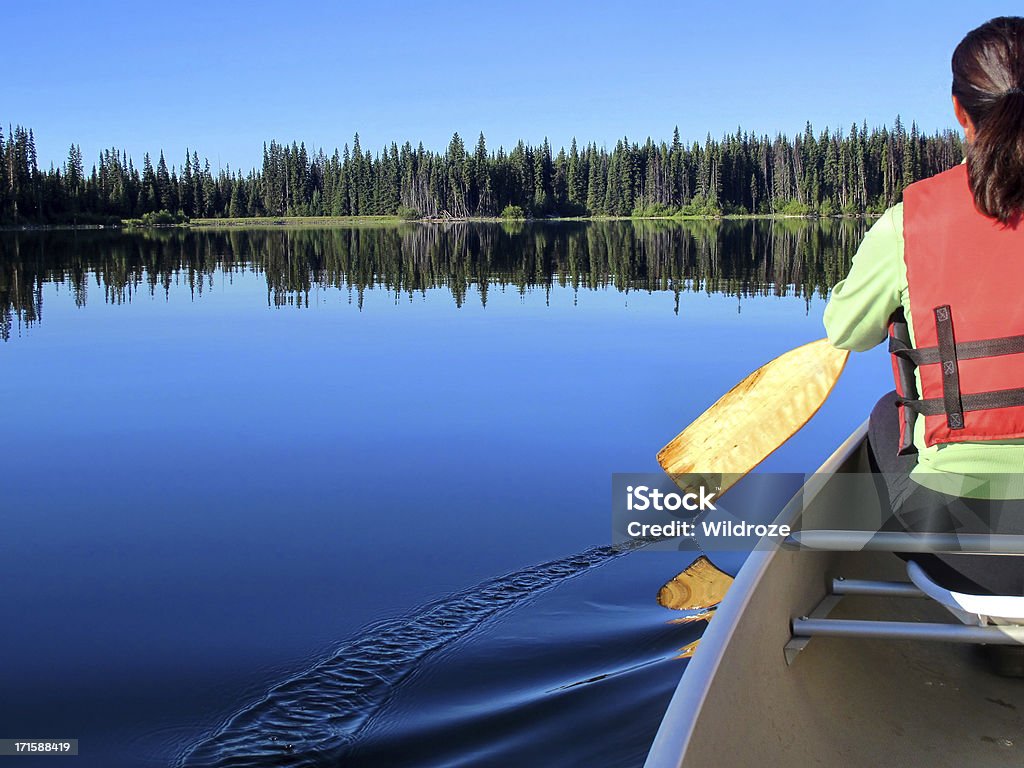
[787,530,1024,553]
[830,578,923,598]
[792,617,1024,645]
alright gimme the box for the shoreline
[1,211,881,232]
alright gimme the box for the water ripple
[177,544,633,767]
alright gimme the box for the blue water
[0,223,888,766]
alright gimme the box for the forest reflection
[0,219,866,341]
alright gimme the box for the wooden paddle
[657,338,849,612]
[658,337,850,494]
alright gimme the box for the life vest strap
[934,305,965,430]
[889,312,919,455]
[897,386,1024,417]
[889,333,1024,366]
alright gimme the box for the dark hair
[952,16,1024,223]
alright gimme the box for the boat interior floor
[675,548,1024,768]
[785,551,1024,766]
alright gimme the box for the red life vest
[889,163,1024,453]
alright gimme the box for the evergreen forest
[0,119,962,225]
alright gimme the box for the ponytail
[952,17,1024,224]
[966,89,1024,223]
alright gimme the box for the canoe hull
[646,424,1024,768]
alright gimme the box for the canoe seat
[907,560,1024,626]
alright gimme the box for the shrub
[779,199,810,216]
[396,205,421,220]
[123,209,189,227]
[632,202,675,218]
[723,202,749,216]
[145,209,187,225]
[679,194,722,217]
[501,204,526,220]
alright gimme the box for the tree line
[0,119,961,225]
[1,219,865,339]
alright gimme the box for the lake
[0,220,889,767]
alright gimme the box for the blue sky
[3,1,1014,172]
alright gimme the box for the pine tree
[473,132,491,215]
[180,151,195,217]
[156,151,171,211]
[66,144,83,215]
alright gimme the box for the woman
[824,16,1024,598]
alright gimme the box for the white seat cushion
[907,560,1024,626]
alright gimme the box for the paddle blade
[657,338,849,494]
[657,555,733,611]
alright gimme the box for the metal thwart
[784,576,1024,666]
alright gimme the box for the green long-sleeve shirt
[823,205,1024,498]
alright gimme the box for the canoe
[645,423,1024,768]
